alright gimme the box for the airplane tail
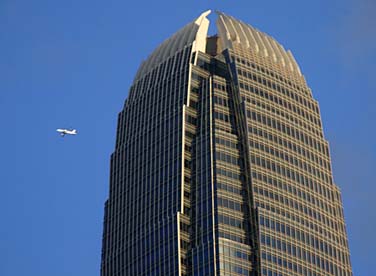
[72,129,77,134]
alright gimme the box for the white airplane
[56,128,78,137]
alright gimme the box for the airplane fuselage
[56,129,77,136]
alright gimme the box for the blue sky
[1,0,374,275]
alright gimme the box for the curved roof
[134,10,210,81]
[216,11,302,76]
[133,11,302,81]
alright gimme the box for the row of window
[137,46,191,89]
[250,138,330,173]
[252,171,337,222]
[102,260,177,276]
[255,199,346,250]
[216,167,242,181]
[218,231,248,244]
[248,126,332,186]
[217,196,244,212]
[260,216,342,260]
[261,234,349,275]
[213,82,238,138]
[232,55,308,96]
[127,101,181,130]
[234,57,314,108]
[213,82,226,91]
[261,251,341,276]
[214,115,238,135]
[219,260,252,275]
[128,47,191,103]
[261,268,283,276]
[215,151,243,167]
[254,184,337,233]
[122,89,185,144]
[218,244,251,261]
[216,182,243,196]
[239,80,320,127]
[120,105,183,146]
[116,132,180,163]
[132,73,186,105]
[250,141,331,185]
[120,153,181,186]
[238,67,315,111]
[248,123,328,169]
[244,95,322,137]
[213,95,232,109]
[218,214,246,230]
[214,111,235,124]
[129,66,187,111]
[103,223,179,275]
[251,152,333,200]
[247,110,326,156]
[215,137,240,150]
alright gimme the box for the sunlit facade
[100,11,352,276]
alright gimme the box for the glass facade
[100,11,352,276]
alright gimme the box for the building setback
[100,11,353,276]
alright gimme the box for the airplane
[56,128,78,137]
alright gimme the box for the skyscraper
[100,11,352,276]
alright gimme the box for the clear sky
[1,0,374,275]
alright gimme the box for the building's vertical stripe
[208,75,217,276]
